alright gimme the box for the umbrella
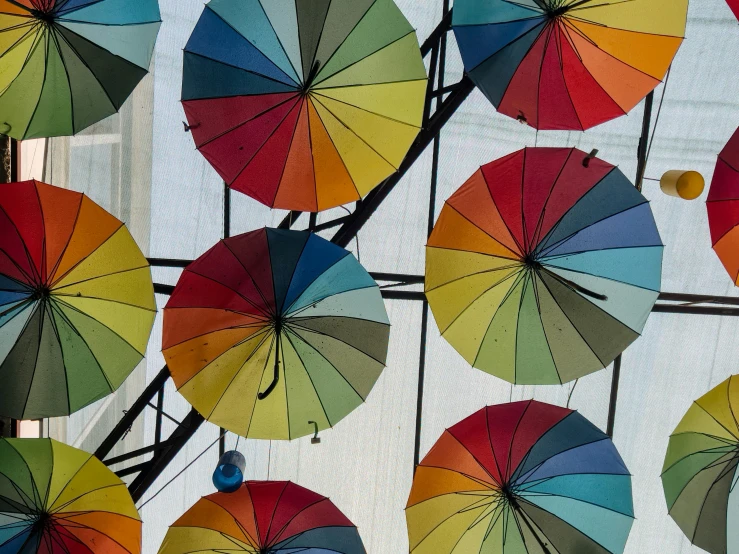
[407,401,634,553]
[707,126,739,284]
[426,147,663,384]
[181,0,426,212]
[0,437,141,553]
[162,228,390,440]
[452,0,687,130]
[159,480,365,553]
[727,0,739,20]
[0,180,155,420]
[0,0,161,139]
[662,375,739,554]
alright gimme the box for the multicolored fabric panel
[426,147,663,385]
[163,228,390,440]
[0,180,155,419]
[452,0,687,130]
[159,481,366,554]
[181,0,426,212]
[707,126,739,284]
[662,375,739,554]
[407,401,634,554]
[0,0,161,139]
[0,437,141,553]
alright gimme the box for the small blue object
[212,450,245,493]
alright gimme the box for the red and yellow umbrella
[707,127,739,284]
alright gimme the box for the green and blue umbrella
[0,0,161,139]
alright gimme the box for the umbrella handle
[546,270,608,301]
[258,329,281,400]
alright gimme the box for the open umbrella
[0,437,141,553]
[0,0,161,139]
[407,401,634,553]
[426,147,663,384]
[0,180,155,420]
[707,126,739,284]
[452,0,687,130]
[163,228,390,440]
[727,0,739,20]
[662,375,739,554]
[181,0,426,212]
[159,481,365,553]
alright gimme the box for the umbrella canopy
[662,375,739,554]
[0,0,161,139]
[407,401,634,553]
[426,147,663,384]
[0,437,141,553]
[452,0,687,130]
[181,0,426,212]
[707,126,739,284]
[727,0,739,20]
[0,180,155,420]
[159,481,365,553]
[163,228,390,440]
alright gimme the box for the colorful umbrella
[707,126,739,284]
[0,0,161,140]
[452,0,687,130]
[426,147,663,384]
[0,437,141,553]
[662,375,739,554]
[0,180,155,420]
[163,228,390,440]
[159,481,365,553]
[727,0,739,20]
[407,401,634,553]
[181,0,426,212]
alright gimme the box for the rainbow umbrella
[163,228,389,440]
[181,0,426,212]
[0,180,155,420]
[0,437,141,553]
[0,0,161,139]
[662,375,739,554]
[426,147,663,384]
[452,0,687,130]
[159,481,365,553]
[707,126,739,284]
[727,0,739,20]
[407,401,634,553]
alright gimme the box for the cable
[566,379,578,408]
[267,440,272,480]
[645,65,672,167]
[137,428,227,511]
[338,206,360,261]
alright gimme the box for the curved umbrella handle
[258,329,281,400]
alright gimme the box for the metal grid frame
[79,6,739,504]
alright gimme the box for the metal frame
[92,4,736,501]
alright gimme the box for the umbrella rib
[52,292,156,313]
[47,27,78,135]
[477,166,526,256]
[46,299,115,392]
[532,273,611,367]
[53,511,140,553]
[439,202,524,260]
[244,334,277,438]
[518,489,635,518]
[535,191,643,258]
[220,240,277,319]
[304,97,321,213]
[285,283,380,319]
[184,50,299,93]
[280,251,352,315]
[49,482,124,516]
[51,264,151,291]
[692,401,739,442]
[310,94,398,170]
[253,0,301,84]
[311,89,422,129]
[530,274,564,384]
[467,270,527,366]
[0,204,43,286]
[311,30,414,88]
[262,497,327,547]
[286,317,388,364]
[184,268,273,320]
[307,97,363,204]
[526,149,575,253]
[505,402,534,482]
[16,298,47,419]
[48,222,124,289]
[423,257,524,294]
[41,300,73,415]
[727,378,739,436]
[408,493,496,550]
[50,295,147,357]
[511,503,553,553]
[43,193,84,285]
[283,325,365,404]
[162,321,270,354]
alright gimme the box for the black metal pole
[606,355,621,437]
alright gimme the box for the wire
[566,379,578,408]
[137,428,227,511]
[235,434,240,450]
[645,65,672,168]
[338,206,360,262]
[267,440,272,480]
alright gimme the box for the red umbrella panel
[707,126,739,283]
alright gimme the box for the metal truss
[92,3,737,501]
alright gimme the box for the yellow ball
[660,170,705,200]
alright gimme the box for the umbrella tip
[183,121,200,132]
[582,149,599,167]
